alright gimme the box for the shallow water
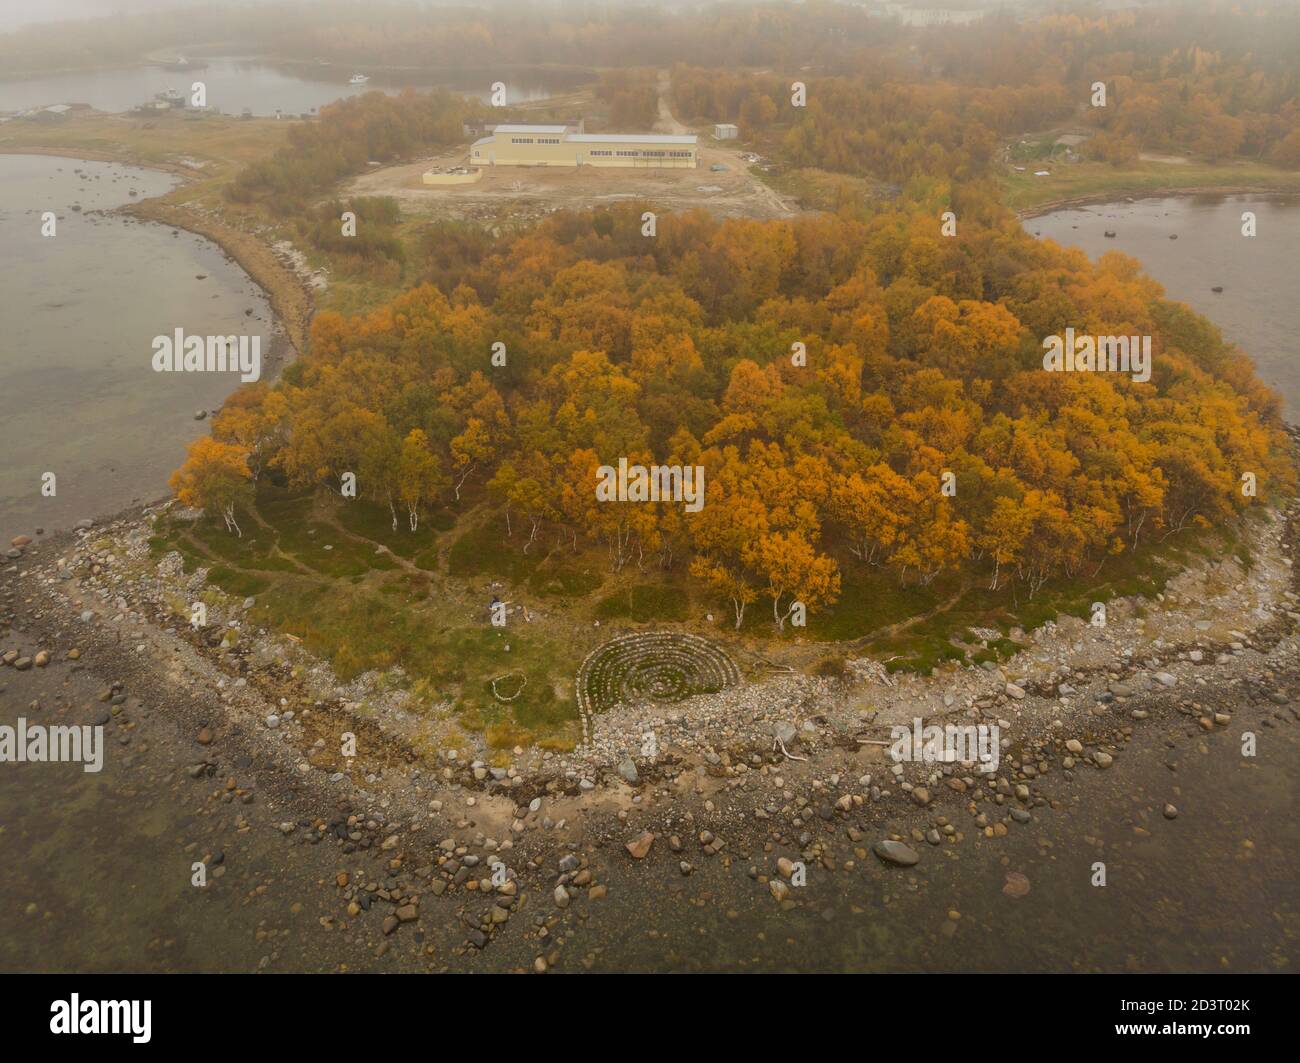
[1028,194,1300,416]
[583,713,1298,972]
[0,59,586,117]
[0,153,273,542]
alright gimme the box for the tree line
[173,199,1292,628]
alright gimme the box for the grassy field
[1004,157,1300,214]
[0,110,290,200]
[148,481,1249,750]
[150,485,597,752]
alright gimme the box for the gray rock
[617,757,639,784]
[872,840,920,867]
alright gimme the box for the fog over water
[0,59,577,116]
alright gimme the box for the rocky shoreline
[1015,183,1300,220]
[2,488,1298,971]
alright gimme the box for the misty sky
[0,0,541,35]
[0,1,208,33]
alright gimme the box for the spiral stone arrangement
[576,631,741,743]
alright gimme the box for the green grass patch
[448,519,537,583]
[205,566,271,598]
[806,560,949,642]
[849,522,1218,673]
[594,581,689,622]
[336,499,446,560]
[449,519,604,598]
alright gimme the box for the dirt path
[654,69,688,136]
[846,582,974,650]
[313,504,426,577]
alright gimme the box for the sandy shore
[122,197,314,358]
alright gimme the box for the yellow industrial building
[468,123,698,168]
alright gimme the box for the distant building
[713,123,738,140]
[469,123,697,168]
[26,105,72,123]
[463,117,585,138]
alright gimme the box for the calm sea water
[0,153,273,543]
[0,59,586,117]
[1028,194,1300,416]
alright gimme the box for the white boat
[349,73,369,85]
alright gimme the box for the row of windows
[587,148,696,158]
[505,140,694,156]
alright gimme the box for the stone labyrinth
[576,631,741,743]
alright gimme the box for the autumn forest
[168,1,1298,643]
